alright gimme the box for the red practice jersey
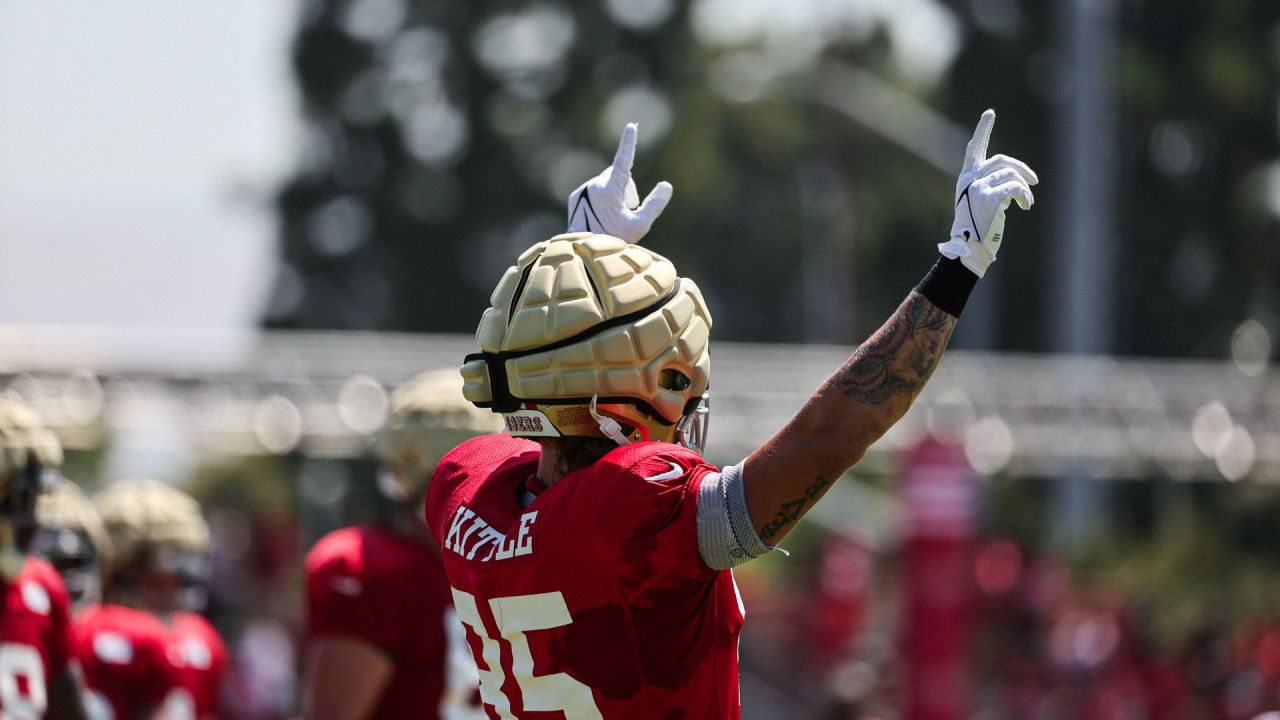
[305,525,481,720]
[164,612,228,720]
[74,604,177,720]
[426,435,745,720]
[0,557,74,718]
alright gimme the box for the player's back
[75,603,176,720]
[305,524,477,720]
[0,556,74,717]
[427,434,744,719]
[164,611,228,720]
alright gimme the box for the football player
[33,479,110,610]
[304,369,500,720]
[0,396,90,719]
[94,479,228,720]
[35,479,179,720]
[429,112,1037,717]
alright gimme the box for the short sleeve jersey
[74,604,177,719]
[305,525,482,720]
[0,557,73,717]
[426,434,745,720]
[164,612,228,720]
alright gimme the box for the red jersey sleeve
[41,563,72,676]
[568,443,719,601]
[305,530,406,655]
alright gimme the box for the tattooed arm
[742,290,957,545]
[734,110,1037,547]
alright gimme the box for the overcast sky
[0,1,300,329]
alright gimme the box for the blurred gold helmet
[94,478,209,583]
[462,233,712,450]
[373,369,504,500]
[0,396,62,578]
[34,478,111,606]
[0,395,62,491]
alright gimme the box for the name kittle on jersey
[443,506,539,562]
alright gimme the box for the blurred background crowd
[2,0,1280,718]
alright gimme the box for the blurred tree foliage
[1080,480,1280,650]
[1110,0,1280,358]
[270,0,959,344]
[271,0,1280,358]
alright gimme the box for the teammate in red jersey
[431,114,1038,717]
[94,479,227,720]
[304,369,500,720]
[162,611,227,720]
[0,397,90,719]
[72,604,177,720]
[35,478,180,720]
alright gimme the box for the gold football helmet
[462,233,712,451]
[373,369,504,500]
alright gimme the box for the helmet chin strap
[589,395,631,446]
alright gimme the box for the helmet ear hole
[658,369,691,392]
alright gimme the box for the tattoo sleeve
[833,290,956,405]
[746,291,960,546]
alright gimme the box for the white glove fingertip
[990,179,1032,209]
[612,123,639,177]
[648,181,673,205]
[965,109,996,168]
[634,181,673,230]
[1016,187,1034,211]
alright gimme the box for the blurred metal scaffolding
[0,325,1276,483]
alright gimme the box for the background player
[36,479,179,720]
[303,369,500,720]
[0,397,90,719]
[94,479,228,720]
[32,479,110,611]
[430,112,1036,717]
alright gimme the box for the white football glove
[939,109,1039,278]
[567,123,673,244]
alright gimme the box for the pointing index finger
[964,109,996,170]
[611,123,639,181]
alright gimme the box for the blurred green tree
[1112,0,1280,358]
[941,0,1280,355]
[270,0,1280,358]
[268,0,973,344]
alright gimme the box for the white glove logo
[567,123,673,244]
[939,109,1039,278]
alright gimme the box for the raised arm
[743,109,1038,545]
[744,291,957,544]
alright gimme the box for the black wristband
[915,257,978,317]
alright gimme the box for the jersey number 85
[451,589,602,719]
